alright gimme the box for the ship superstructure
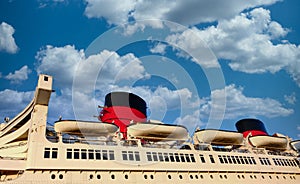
[0,74,299,183]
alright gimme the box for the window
[95,150,101,160]
[44,148,51,158]
[109,150,115,160]
[147,152,152,161]
[74,149,79,159]
[219,155,224,164]
[67,149,72,159]
[209,155,215,163]
[81,149,87,159]
[158,152,164,161]
[190,154,196,162]
[169,153,175,162]
[175,153,180,162]
[88,150,94,160]
[44,147,58,159]
[128,151,134,161]
[122,151,128,160]
[199,154,205,163]
[103,150,108,160]
[52,148,58,158]
[134,151,140,161]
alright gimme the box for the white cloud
[166,8,300,86]
[284,92,296,105]
[36,45,148,92]
[150,43,167,54]
[84,0,281,26]
[5,65,32,84]
[201,84,294,119]
[0,89,33,120]
[174,110,204,132]
[0,22,18,54]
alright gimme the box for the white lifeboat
[290,140,300,152]
[127,122,189,141]
[248,135,288,149]
[54,120,118,136]
[194,129,244,145]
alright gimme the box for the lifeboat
[290,140,300,152]
[54,120,119,136]
[194,129,244,145]
[248,135,288,149]
[127,121,189,141]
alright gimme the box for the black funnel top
[235,118,268,134]
[104,92,147,116]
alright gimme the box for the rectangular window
[243,156,249,164]
[67,149,72,159]
[231,156,237,164]
[103,150,108,160]
[175,153,180,162]
[88,149,94,160]
[219,155,224,164]
[169,153,175,162]
[185,154,191,162]
[135,151,140,161]
[128,151,134,161]
[223,156,228,164]
[209,155,215,163]
[180,153,186,162]
[239,156,245,164]
[251,157,256,164]
[147,152,152,161]
[152,152,158,161]
[74,149,80,159]
[199,154,205,163]
[227,156,232,164]
[122,151,128,160]
[95,150,101,160]
[190,154,195,163]
[81,149,87,159]
[158,152,164,162]
[235,156,241,164]
[109,150,115,160]
[52,148,58,159]
[164,153,169,162]
[44,148,51,158]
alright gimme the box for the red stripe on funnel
[100,106,147,138]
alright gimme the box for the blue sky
[0,0,300,139]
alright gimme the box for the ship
[0,74,299,183]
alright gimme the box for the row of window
[66,149,115,160]
[146,152,196,163]
[44,148,58,159]
[43,147,299,169]
[218,155,257,165]
[122,151,140,161]
[273,158,298,167]
[259,157,272,165]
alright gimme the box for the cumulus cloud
[84,0,281,26]
[0,89,34,120]
[36,45,148,92]
[35,45,203,124]
[150,43,167,54]
[5,65,32,84]
[201,84,294,119]
[165,8,300,86]
[284,92,297,105]
[0,22,18,54]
